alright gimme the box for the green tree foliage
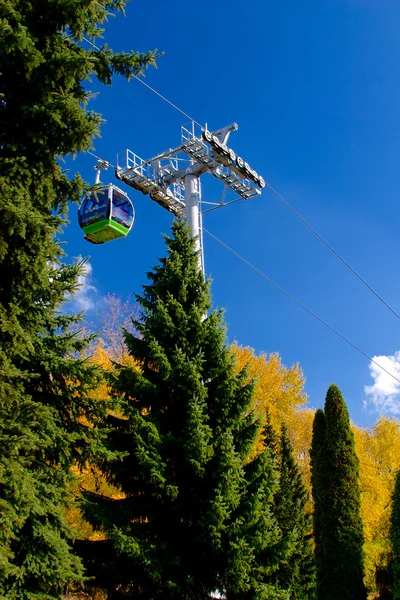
[78,222,286,599]
[261,408,280,456]
[0,1,157,597]
[271,424,315,599]
[310,384,366,600]
[224,424,287,600]
[391,471,400,599]
[310,408,327,594]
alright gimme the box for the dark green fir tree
[310,385,366,600]
[0,1,157,597]
[262,408,280,456]
[224,416,287,600]
[375,557,393,600]
[79,222,286,599]
[390,470,400,599]
[270,424,315,599]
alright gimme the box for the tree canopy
[0,1,156,596]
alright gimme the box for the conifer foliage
[0,1,156,597]
[223,420,286,600]
[391,470,400,599]
[310,408,327,592]
[310,384,366,600]
[271,424,315,599]
[79,222,285,599]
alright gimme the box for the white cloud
[364,352,400,414]
[70,259,99,312]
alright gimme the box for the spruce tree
[79,222,285,599]
[223,421,288,600]
[310,385,366,600]
[262,408,280,457]
[271,424,315,599]
[390,471,400,599]
[0,2,156,597]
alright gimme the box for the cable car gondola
[78,184,135,244]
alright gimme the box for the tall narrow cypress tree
[390,471,400,599]
[311,385,366,600]
[0,2,157,597]
[271,424,315,599]
[79,222,285,599]
[310,408,327,594]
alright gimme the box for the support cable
[81,37,203,129]
[87,150,115,169]
[129,75,203,129]
[263,181,400,321]
[203,227,400,386]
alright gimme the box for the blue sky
[64,0,400,427]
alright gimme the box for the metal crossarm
[115,150,185,216]
[180,129,262,200]
[115,122,264,274]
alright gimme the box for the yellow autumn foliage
[232,344,307,425]
[354,417,400,594]
[68,463,127,542]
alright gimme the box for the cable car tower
[115,122,265,273]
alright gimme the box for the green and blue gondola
[78,184,135,244]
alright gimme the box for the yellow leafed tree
[354,417,400,594]
[232,344,307,423]
[232,344,314,498]
[232,344,309,454]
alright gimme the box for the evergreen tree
[375,556,394,600]
[310,385,366,600]
[0,2,157,597]
[310,408,327,596]
[262,408,280,456]
[79,222,285,599]
[391,471,400,599]
[271,424,315,599]
[223,418,287,600]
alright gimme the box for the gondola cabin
[78,184,135,244]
